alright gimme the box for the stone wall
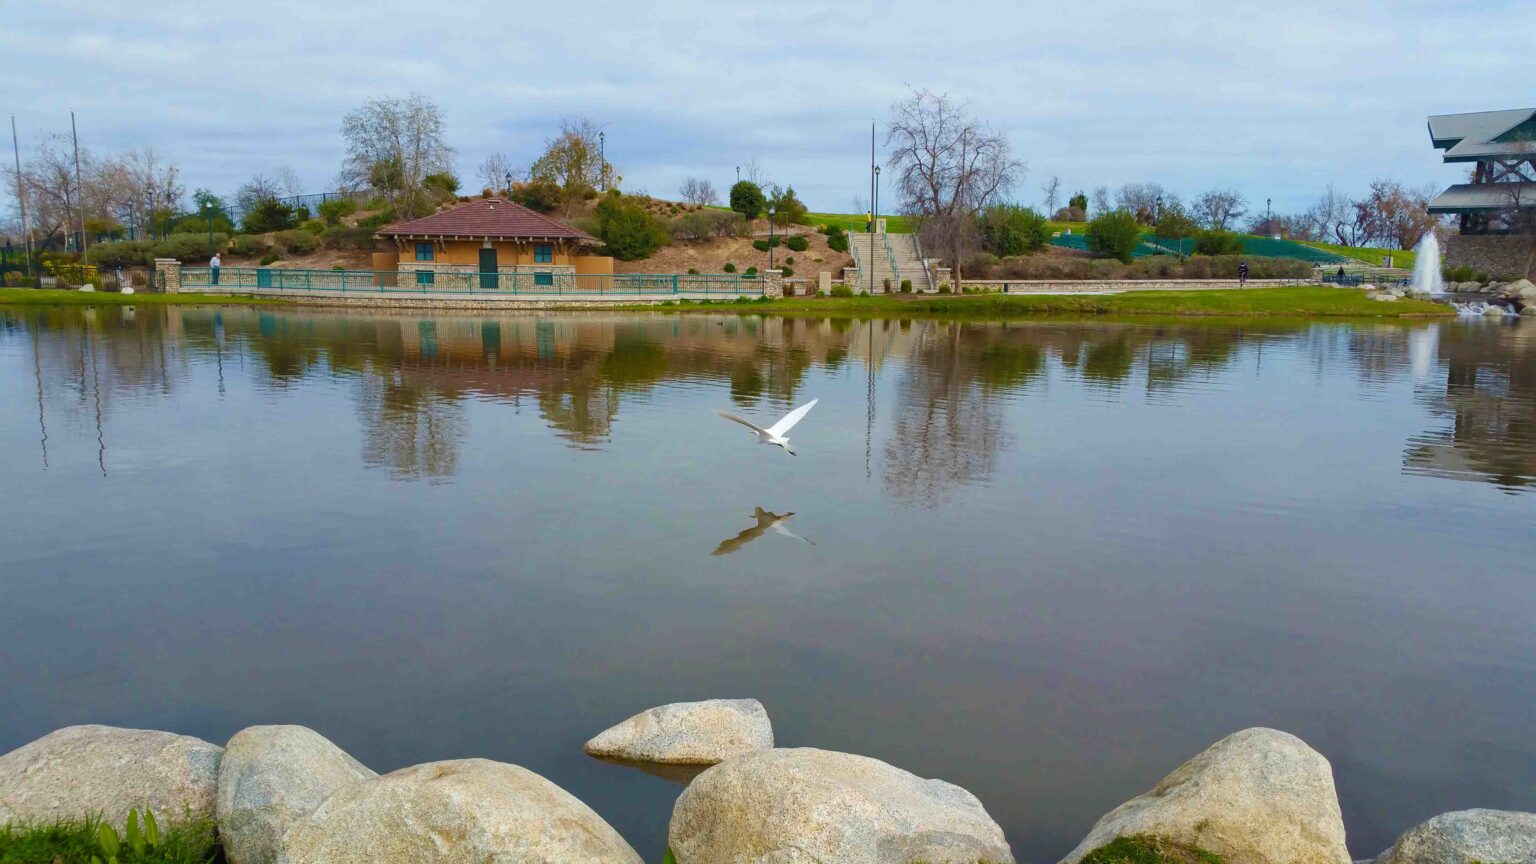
[1445,234,1535,279]
[154,259,181,294]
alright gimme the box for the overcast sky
[4,0,1532,217]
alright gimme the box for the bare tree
[1041,175,1061,215]
[1114,183,1166,223]
[886,89,1024,282]
[1309,185,1355,245]
[477,152,516,193]
[1193,188,1247,230]
[340,92,455,216]
[679,176,719,207]
[743,158,766,186]
[276,165,303,198]
[235,174,283,215]
[529,118,611,217]
[7,135,85,243]
[1091,186,1110,218]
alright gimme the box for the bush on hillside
[594,192,669,260]
[301,219,326,235]
[785,234,809,252]
[779,266,794,276]
[170,213,236,235]
[151,232,226,261]
[729,181,766,220]
[744,266,757,276]
[767,186,809,226]
[356,210,396,232]
[88,240,156,267]
[830,284,854,298]
[825,226,849,252]
[723,262,736,273]
[228,234,270,257]
[1087,209,1143,263]
[510,179,562,213]
[1193,230,1244,256]
[320,225,375,251]
[242,198,300,233]
[318,198,359,225]
[260,252,279,265]
[976,204,1050,256]
[670,210,747,240]
[274,229,318,254]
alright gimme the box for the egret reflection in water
[711,507,816,556]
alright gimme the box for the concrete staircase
[850,232,933,292]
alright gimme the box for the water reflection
[4,307,1534,495]
[712,507,816,556]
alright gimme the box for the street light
[872,165,881,291]
[1266,198,1272,235]
[598,131,606,191]
[504,171,512,194]
[204,200,213,256]
[768,204,776,271]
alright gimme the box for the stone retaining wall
[1445,234,1535,279]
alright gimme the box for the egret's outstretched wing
[716,410,768,435]
[767,399,818,437]
[770,519,817,546]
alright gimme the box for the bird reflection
[712,507,816,556]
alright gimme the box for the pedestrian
[1238,259,1249,287]
[210,252,221,286]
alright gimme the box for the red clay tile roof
[375,198,598,243]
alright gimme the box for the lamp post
[735,166,740,183]
[768,204,776,271]
[204,200,213,255]
[598,131,606,191]
[872,165,881,291]
[504,171,512,195]
[1266,198,1272,235]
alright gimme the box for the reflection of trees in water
[883,322,1040,507]
[1406,323,1536,492]
[356,371,467,481]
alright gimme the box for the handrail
[849,231,864,289]
[911,233,935,290]
[880,231,900,291]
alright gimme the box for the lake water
[2,306,1533,861]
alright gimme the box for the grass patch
[1299,240,1415,271]
[671,286,1450,319]
[1079,835,1224,864]
[0,289,279,306]
[0,814,223,864]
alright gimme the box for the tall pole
[11,115,32,278]
[869,121,876,292]
[71,110,87,263]
[599,131,606,192]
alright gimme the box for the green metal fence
[180,267,765,297]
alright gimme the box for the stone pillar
[154,258,182,294]
[934,267,952,291]
[818,271,832,295]
[761,269,784,299]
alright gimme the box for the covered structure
[1428,108,1536,277]
[375,198,613,289]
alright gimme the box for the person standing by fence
[1238,259,1249,286]
[210,252,221,286]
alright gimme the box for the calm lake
[1,306,1533,861]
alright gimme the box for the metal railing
[849,232,866,290]
[180,267,765,297]
[880,231,901,290]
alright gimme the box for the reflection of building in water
[1406,323,1536,492]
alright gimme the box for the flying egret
[712,507,817,556]
[715,399,818,456]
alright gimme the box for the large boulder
[0,725,222,826]
[1059,728,1348,864]
[217,725,376,864]
[669,747,1013,864]
[275,758,641,864]
[1373,809,1536,864]
[583,699,773,783]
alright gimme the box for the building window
[416,270,435,286]
[415,242,434,261]
[534,272,554,287]
[534,244,553,263]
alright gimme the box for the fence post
[760,269,784,299]
[154,258,182,294]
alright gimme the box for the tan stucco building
[375,198,613,289]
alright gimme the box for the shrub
[423,172,460,197]
[825,226,849,252]
[510,178,562,213]
[767,186,809,226]
[228,234,270,257]
[318,198,359,225]
[259,252,279,265]
[320,226,374,250]
[241,198,300,233]
[88,240,156,267]
[687,267,699,274]
[1443,265,1476,282]
[1087,209,1143,263]
[301,219,326,235]
[744,266,758,276]
[900,279,912,292]
[830,284,854,298]
[169,213,235,235]
[976,204,1050,256]
[356,210,396,231]
[729,181,766,219]
[670,210,746,240]
[594,192,670,260]
[723,262,736,273]
[273,229,318,254]
[151,233,226,261]
[0,808,221,864]
[785,234,809,252]
[780,266,794,276]
[1193,230,1244,256]
[938,283,952,293]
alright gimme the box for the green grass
[0,289,279,306]
[804,211,918,234]
[1299,240,1416,271]
[0,815,223,864]
[1080,835,1224,864]
[675,286,1450,318]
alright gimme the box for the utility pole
[869,121,876,292]
[70,109,86,261]
[598,131,606,192]
[11,115,33,278]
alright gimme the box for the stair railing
[911,233,936,290]
[880,230,901,291]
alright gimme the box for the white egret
[715,399,818,456]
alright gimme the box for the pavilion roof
[1427,182,1536,214]
[1427,108,1536,162]
[376,199,598,244]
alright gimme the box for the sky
[3,0,1533,218]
